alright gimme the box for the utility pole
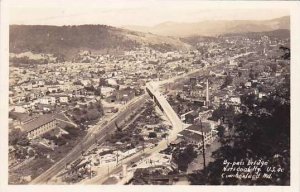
[206,78,209,107]
[166,136,169,146]
[116,151,119,165]
[80,143,84,156]
[199,119,206,171]
[93,134,97,144]
[89,160,92,179]
[108,164,110,176]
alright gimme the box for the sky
[8,0,290,27]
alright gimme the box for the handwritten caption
[221,159,284,180]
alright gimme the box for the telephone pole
[199,119,206,170]
[116,151,119,165]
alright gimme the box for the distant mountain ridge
[124,16,290,37]
[223,29,290,39]
[9,16,289,62]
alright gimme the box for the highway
[146,82,183,138]
[30,94,148,184]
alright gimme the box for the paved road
[30,94,148,184]
[146,83,183,137]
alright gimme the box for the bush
[173,145,197,172]
[9,128,30,146]
[148,132,157,138]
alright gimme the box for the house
[103,106,118,114]
[22,83,33,91]
[190,85,204,98]
[39,96,56,105]
[48,86,60,93]
[115,87,135,103]
[258,92,267,99]
[59,96,69,103]
[245,81,252,88]
[80,79,91,87]
[101,86,115,97]
[229,96,241,104]
[50,94,69,103]
[107,78,118,86]
[13,105,27,113]
[181,110,198,124]
[38,81,45,87]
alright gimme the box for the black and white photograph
[1,0,300,191]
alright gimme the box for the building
[178,122,217,149]
[48,86,60,93]
[115,87,135,103]
[13,105,27,113]
[229,96,241,104]
[39,96,56,105]
[180,110,199,124]
[21,114,58,139]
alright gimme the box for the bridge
[146,82,183,139]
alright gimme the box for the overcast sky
[8,0,290,26]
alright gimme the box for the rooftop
[178,130,203,142]
[186,122,211,133]
[22,114,56,133]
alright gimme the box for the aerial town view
[7,2,290,186]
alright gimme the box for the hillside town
[9,29,290,185]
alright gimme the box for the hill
[9,25,191,61]
[124,16,290,37]
[223,29,290,40]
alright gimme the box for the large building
[177,122,217,150]
[21,114,58,139]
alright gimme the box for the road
[146,82,183,138]
[30,94,148,184]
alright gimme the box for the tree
[221,75,233,89]
[173,145,197,172]
[28,149,35,157]
[148,132,157,138]
[279,46,290,60]
[189,81,290,185]
[249,68,255,79]
[94,88,101,96]
[9,128,30,146]
[211,104,235,125]
[216,125,225,139]
[99,78,107,87]
[238,71,242,77]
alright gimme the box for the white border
[1,1,300,192]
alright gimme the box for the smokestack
[206,79,209,106]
